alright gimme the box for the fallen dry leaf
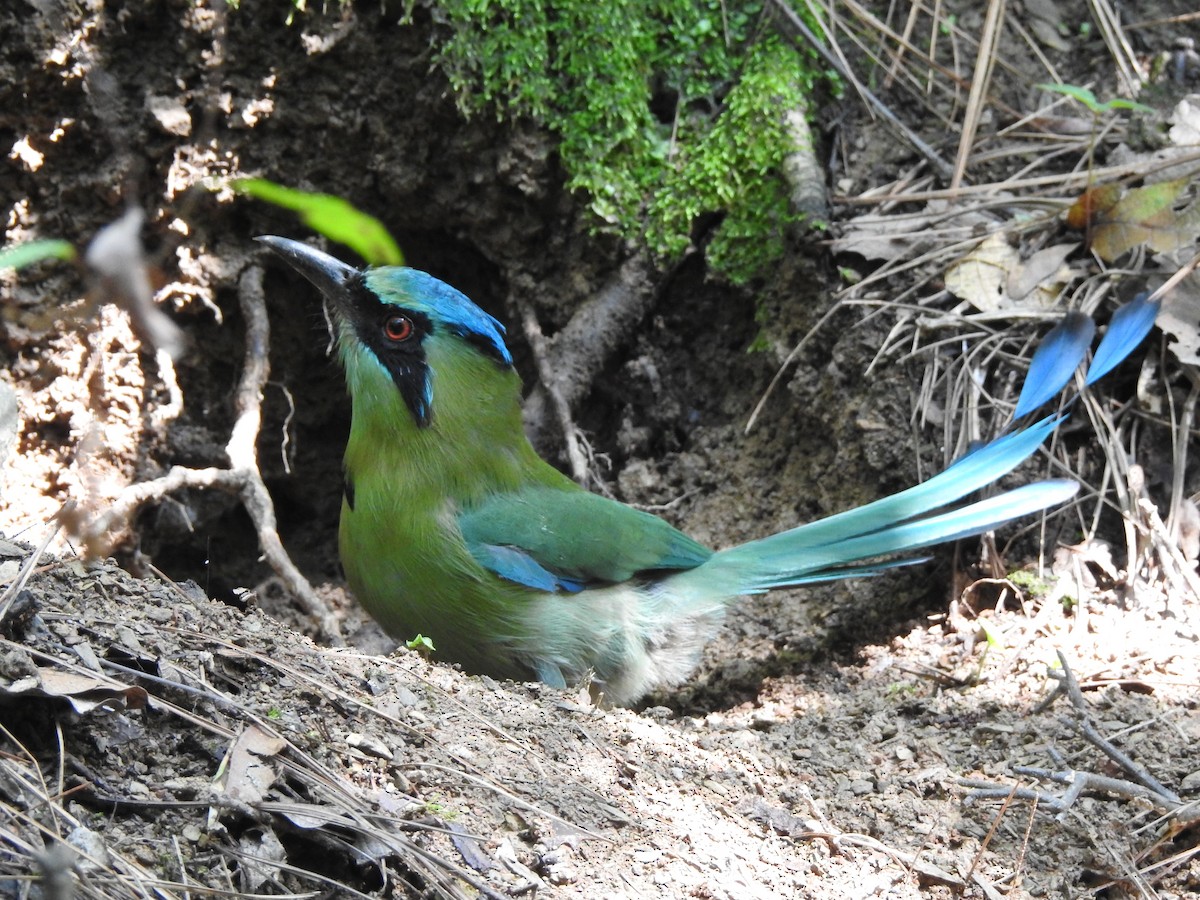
[0,665,148,715]
[1155,273,1200,366]
[222,723,288,804]
[945,234,1073,311]
[1068,178,1200,262]
[1007,242,1078,301]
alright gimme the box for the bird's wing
[458,485,713,592]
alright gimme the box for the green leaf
[0,239,77,270]
[977,618,1005,651]
[1102,97,1155,113]
[1037,83,1153,115]
[1038,83,1103,112]
[232,178,403,266]
[406,634,436,654]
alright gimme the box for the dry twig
[951,0,1005,190]
[965,651,1184,820]
[776,0,953,178]
[80,264,341,643]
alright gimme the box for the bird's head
[258,236,512,429]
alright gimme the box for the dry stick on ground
[82,264,341,643]
[950,0,1005,190]
[964,651,1185,820]
[1040,651,1181,804]
[4,629,495,898]
[0,505,67,627]
[0,728,185,898]
[1137,496,1200,606]
[1087,0,1143,97]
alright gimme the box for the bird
[258,236,1156,705]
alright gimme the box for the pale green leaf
[232,178,403,266]
[0,239,77,270]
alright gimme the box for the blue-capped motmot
[259,236,1155,705]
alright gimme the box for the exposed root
[516,298,592,486]
[79,264,341,643]
[519,256,655,457]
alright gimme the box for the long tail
[677,293,1160,597]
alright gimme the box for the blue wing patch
[457,485,712,593]
[467,542,586,593]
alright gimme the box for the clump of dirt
[2,1,1200,897]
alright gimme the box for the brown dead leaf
[946,235,1074,311]
[1156,273,1200,366]
[0,665,149,715]
[1068,178,1200,261]
[1006,242,1079,303]
[222,723,288,804]
[945,233,1015,312]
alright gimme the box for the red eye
[384,315,413,342]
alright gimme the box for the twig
[0,505,67,626]
[963,780,1018,883]
[962,773,1171,820]
[808,830,965,888]
[82,265,341,643]
[971,652,1183,818]
[517,299,591,485]
[951,0,1005,190]
[832,149,1200,205]
[961,781,1065,814]
[1010,766,1179,813]
[1087,0,1143,97]
[745,300,845,433]
[772,0,953,179]
[1042,651,1180,805]
[1137,497,1200,607]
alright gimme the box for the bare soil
[2,2,1199,898]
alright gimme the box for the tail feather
[1013,312,1095,418]
[1086,291,1160,385]
[742,414,1061,559]
[676,297,1159,599]
[705,479,1078,593]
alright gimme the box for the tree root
[80,264,342,644]
[518,255,656,462]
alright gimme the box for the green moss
[1008,568,1051,597]
[429,1,827,281]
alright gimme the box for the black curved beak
[256,236,360,309]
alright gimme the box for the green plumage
[459,487,712,585]
[324,260,716,690]
[338,300,553,676]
